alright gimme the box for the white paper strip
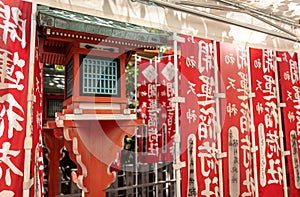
[187,134,198,197]
[290,130,300,189]
[228,126,240,196]
[258,123,267,187]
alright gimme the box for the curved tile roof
[37,6,169,45]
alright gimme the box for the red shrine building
[38,5,174,196]
[1,1,300,197]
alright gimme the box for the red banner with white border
[249,48,283,196]
[0,0,32,196]
[218,42,254,197]
[277,51,300,197]
[31,45,44,196]
[180,34,219,196]
[157,56,175,162]
[138,59,160,163]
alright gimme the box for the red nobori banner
[30,44,44,195]
[180,34,219,196]
[0,0,32,196]
[218,42,254,197]
[157,56,175,162]
[138,59,160,163]
[249,48,283,196]
[277,51,300,196]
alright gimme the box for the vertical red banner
[138,59,159,163]
[31,46,44,195]
[277,51,300,196]
[218,42,254,197]
[249,48,283,196]
[180,35,219,196]
[157,56,175,162]
[0,0,32,196]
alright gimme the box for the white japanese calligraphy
[198,41,214,73]
[0,1,27,48]
[0,142,23,186]
[0,93,24,139]
[0,49,25,90]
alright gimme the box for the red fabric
[138,59,160,163]
[0,0,32,196]
[249,48,283,196]
[30,52,44,196]
[180,35,219,196]
[157,57,175,162]
[277,51,300,197]
[218,42,254,197]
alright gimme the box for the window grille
[66,60,73,98]
[106,163,175,197]
[80,55,120,96]
[47,99,63,118]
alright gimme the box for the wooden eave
[37,6,170,65]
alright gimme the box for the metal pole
[273,51,288,197]
[134,54,142,197]
[134,54,141,109]
[177,0,298,38]
[213,40,224,197]
[135,126,139,197]
[173,32,181,197]
[298,52,300,92]
[214,0,300,28]
[144,0,298,42]
[154,56,159,197]
[23,3,37,196]
[246,47,259,197]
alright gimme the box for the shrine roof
[37,6,169,45]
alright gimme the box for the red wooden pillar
[43,128,64,197]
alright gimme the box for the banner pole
[23,2,38,196]
[298,52,300,92]
[154,56,159,196]
[173,32,182,197]
[246,47,259,197]
[213,40,224,197]
[274,51,288,197]
[134,54,140,109]
[134,54,140,197]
